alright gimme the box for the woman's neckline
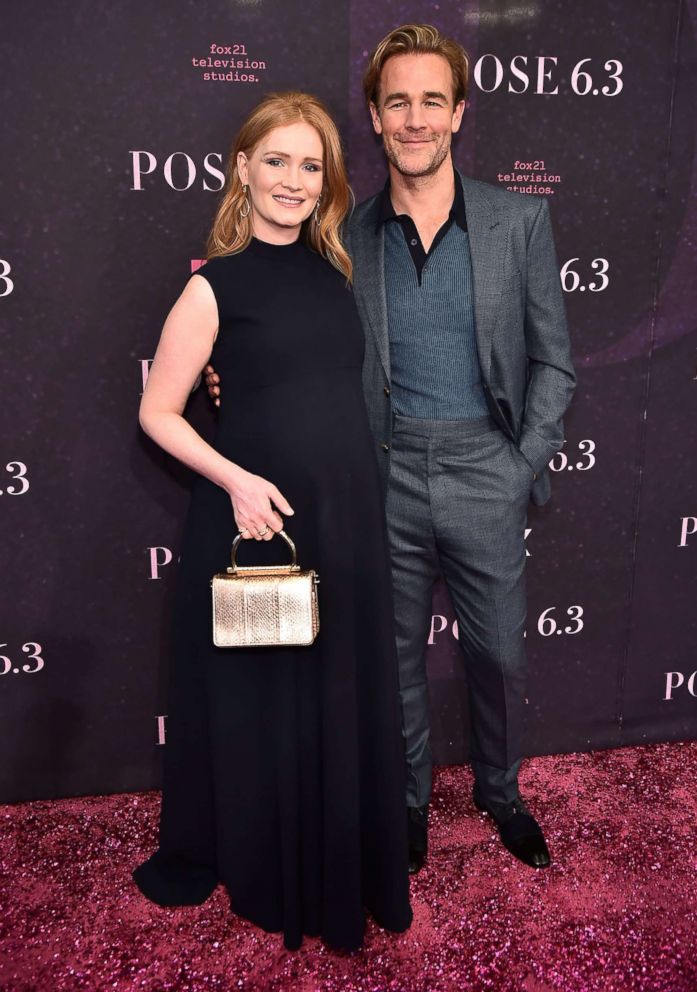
[248,235,307,257]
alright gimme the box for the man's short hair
[362,23,470,109]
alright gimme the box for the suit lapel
[459,173,508,380]
[351,201,391,380]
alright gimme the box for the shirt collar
[375,168,467,232]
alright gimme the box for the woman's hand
[225,466,294,540]
[204,364,220,407]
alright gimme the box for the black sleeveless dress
[133,236,412,951]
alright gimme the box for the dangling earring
[313,193,322,226]
[240,184,251,219]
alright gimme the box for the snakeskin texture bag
[211,530,320,648]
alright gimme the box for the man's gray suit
[345,172,576,810]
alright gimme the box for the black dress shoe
[407,804,428,874]
[473,790,551,868]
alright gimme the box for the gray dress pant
[386,414,531,812]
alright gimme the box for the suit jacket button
[383,386,391,396]
[380,443,390,452]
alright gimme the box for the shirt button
[380,443,390,452]
[410,239,418,246]
[383,386,391,396]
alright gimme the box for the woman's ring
[238,527,249,535]
[257,525,269,536]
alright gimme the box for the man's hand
[204,364,220,407]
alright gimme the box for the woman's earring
[313,193,322,226]
[240,184,251,219]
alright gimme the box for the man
[208,24,575,873]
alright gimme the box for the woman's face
[237,122,324,243]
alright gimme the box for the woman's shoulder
[195,253,241,278]
[192,253,248,300]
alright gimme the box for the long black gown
[133,235,412,951]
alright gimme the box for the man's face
[370,53,465,179]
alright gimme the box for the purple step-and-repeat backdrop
[1,1,695,803]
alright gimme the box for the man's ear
[237,151,249,184]
[369,102,383,135]
[451,99,466,134]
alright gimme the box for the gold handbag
[211,530,320,648]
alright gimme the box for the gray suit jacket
[345,171,576,506]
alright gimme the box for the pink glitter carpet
[1,742,695,992]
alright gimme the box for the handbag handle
[229,529,298,571]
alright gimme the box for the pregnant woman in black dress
[132,92,412,951]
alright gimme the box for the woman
[133,92,412,951]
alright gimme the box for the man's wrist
[519,429,554,480]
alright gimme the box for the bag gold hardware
[211,530,319,648]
